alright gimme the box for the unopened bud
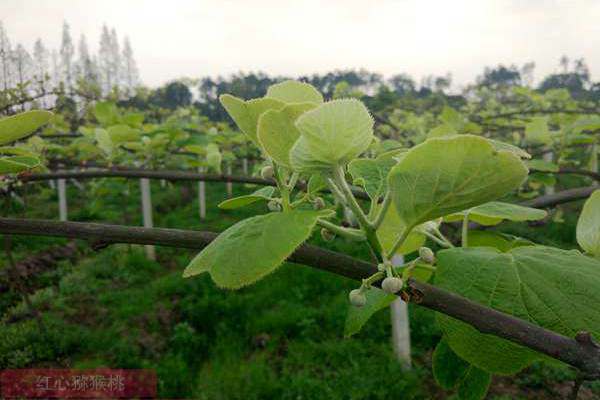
[381,277,403,294]
[261,166,274,180]
[419,247,435,264]
[267,200,281,212]
[349,289,366,307]
[321,228,335,242]
[313,197,325,210]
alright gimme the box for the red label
[0,369,156,398]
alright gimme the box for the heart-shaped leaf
[257,102,317,167]
[265,80,323,104]
[218,187,275,210]
[388,135,528,229]
[344,288,396,337]
[577,190,600,256]
[0,110,53,145]
[289,99,374,172]
[183,210,325,288]
[435,246,600,374]
[348,156,396,200]
[219,94,284,146]
[444,201,547,226]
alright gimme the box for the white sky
[2,0,600,89]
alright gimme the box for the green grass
[0,177,596,399]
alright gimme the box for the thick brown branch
[0,217,598,378]
[521,186,597,208]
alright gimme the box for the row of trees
[0,21,139,107]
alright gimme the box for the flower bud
[419,247,435,264]
[313,197,325,210]
[321,228,335,242]
[349,289,366,307]
[381,277,403,294]
[261,166,274,180]
[267,200,281,212]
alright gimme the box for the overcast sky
[2,0,599,89]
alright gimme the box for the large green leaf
[524,117,552,145]
[444,201,547,226]
[289,99,374,172]
[218,187,275,210]
[432,339,470,389]
[344,288,396,337]
[0,111,53,145]
[348,156,396,200]
[265,80,323,104]
[457,367,491,400]
[183,210,326,288]
[94,128,113,158]
[107,124,140,144]
[388,135,528,229]
[435,246,600,374]
[94,102,120,126]
[577,190,600,256]
[0,156,40,174]
[219,95,284,145]
[466,231,533,252]
[257,102,317,167]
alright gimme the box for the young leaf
[0,156,40,174]
[432,339,470,389]
[218,187,275,210]
[219,95,284,146]
[376,205,426,256]
[94,128,113,158]
[526,159,559,172]
[289,99,374,172]
[524,117,552,145]
[107,124,140,144]
[348,157,396,200]
[457,367,491,400]
[488,139,531,159]
[0,110,53,145]
[466,231,533,252]
[183,210,325,288]
[344,288,396,337]
[307,173,328,196]
[576,190,600,256]
[388,135,528,229]
[257,102,317,167]
[435,246,600,374]
[94,101,120,126]
[265,80,324,104]
[444,201,547,226]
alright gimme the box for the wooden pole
[140,178,155,260]
[390,254,411,369]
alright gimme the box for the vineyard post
[543,151,555,194]
[390,254,411,370]
[57,178,67,221]
[591,143,599,187]
[242,158,248,175]
[139,178,156,260]
[226,163,233,198]
[197,167,206,220]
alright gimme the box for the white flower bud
[381,277,403,294]
[267,200,281,212]
[419,247,435,264]
[313,197,325,210]
[261,166,274,180]
[349,289,366,307]
[321,228,335,242]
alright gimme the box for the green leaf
[348,157,396,200]
[257,102,317,167]
[94,128,113,158]
[0,156,40,174]
[526,158,559,172]
[183,210,324,288]
[440,106,465,131]
[444,201,547,226]
[266,80,323,104]
[289,99,374,172]
[107,124,140,144]
[218,187,275,210]
[94,102,120,126]
[388,135,528,229]
[428,124,457,138]
[307,174,328,196]
[435,246,600,374]
[525,117,552,145]
[0,110,53,145]
[344,288,396,337]
[488,139,531,159]
[457,367,491,400]
[577,190,600,256]
[376,205,426,256]
[466,231,533,252]
[219,95,284,146]
[432,339,470,389]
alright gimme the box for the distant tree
[477,65,522,88]
[0,21,13,91]
[521,62,535,87]
[121,36,139,96]
[33,38,49,97]
[98,25,113,95]
[59,21,75,90]
[388,73,416,96]
[538,57,591,99]
[149,81,192,109]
